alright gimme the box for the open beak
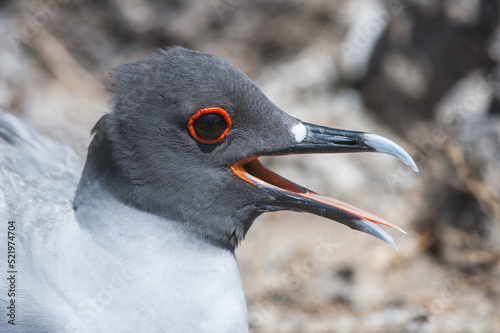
[231,122,418,250]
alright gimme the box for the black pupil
[193,113,227,140]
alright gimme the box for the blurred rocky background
[1,0,499,331]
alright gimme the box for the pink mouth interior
[231,157,406,233]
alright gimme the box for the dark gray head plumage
[75,47,300,249]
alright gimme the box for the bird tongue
[304,190,406,233]
[232,158,405,249]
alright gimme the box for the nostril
[341,140,358,146]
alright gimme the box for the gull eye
[188,107,232,144]
[195,114,226,140]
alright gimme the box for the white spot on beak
[291,122,307,143]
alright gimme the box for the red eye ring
[187,107,232,144]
